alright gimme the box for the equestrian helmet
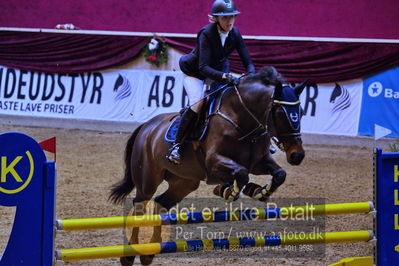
[211,0,240,16]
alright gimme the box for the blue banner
[358,67,399,137]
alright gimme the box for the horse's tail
[109,125,143,205]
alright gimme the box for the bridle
[270,99,302,151]
[209,84,269,142]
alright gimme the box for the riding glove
[224,73,239,86]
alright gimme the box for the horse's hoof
[243,182,262,198]
[213,184,226,197]
[120,256,135,266]
[224,189,239,202]
[140,255,155,265]
[213,185,221,197]
[214,184,239,202]
[243,182,272,201]
[225,194,239,203]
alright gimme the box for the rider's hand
[223,73,239,86]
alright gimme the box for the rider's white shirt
[218,29,230,47]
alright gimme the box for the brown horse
[109,66,305,265]
[242,79,307,200]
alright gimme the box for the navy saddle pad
[164,116,182,143]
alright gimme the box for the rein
[209,85,268,142]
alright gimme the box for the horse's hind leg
[139,174,200,265]
[121,171,163,266]
[120,199,151,266]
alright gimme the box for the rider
[167,0,255,164]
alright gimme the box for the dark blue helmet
[211,0,240,16]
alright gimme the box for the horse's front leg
[245,153,286,201]
[206,154,249,202]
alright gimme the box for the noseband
[271,99,302,151]
[209,85,268,142]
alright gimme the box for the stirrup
[166,144,182,165]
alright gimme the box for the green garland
[143,37,168,66]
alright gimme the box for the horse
[109,66,306,265]
[242,79,307,200]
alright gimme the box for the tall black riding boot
[166,108,197,164]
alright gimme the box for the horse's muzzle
[288,151,305,165]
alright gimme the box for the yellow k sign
[1,156,23,183]
[0,152,34,194]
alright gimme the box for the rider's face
[216,15,236,32]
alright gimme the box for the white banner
[0,65,363,136]
[299,80,363,136]
[131,70,185,123]
[0,66,186,122]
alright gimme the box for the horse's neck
[239,84,274,121]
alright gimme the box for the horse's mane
[241,66,285,87]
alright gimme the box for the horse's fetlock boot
[254,187,270,200]
[252,190,263,199]
[243,182,262,198]
[213,184,229,198]
[223,186,240,202]
[256,181,273,201]
[225,193,239,203]
[264,181,272,192]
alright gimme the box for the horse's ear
[294,80,308,96]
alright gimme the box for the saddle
[164,85,226,143]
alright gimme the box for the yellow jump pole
[279,202,374,218]
[56,201,374,231]
[329,256,373,266]
[56,230,374,262]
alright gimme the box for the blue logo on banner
[358,66,399,137]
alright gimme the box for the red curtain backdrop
[1,0,399,39]
[0,31,147,73]
[166,37,399,82]
[2,31,399,83]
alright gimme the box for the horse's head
[269,81,306,165]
